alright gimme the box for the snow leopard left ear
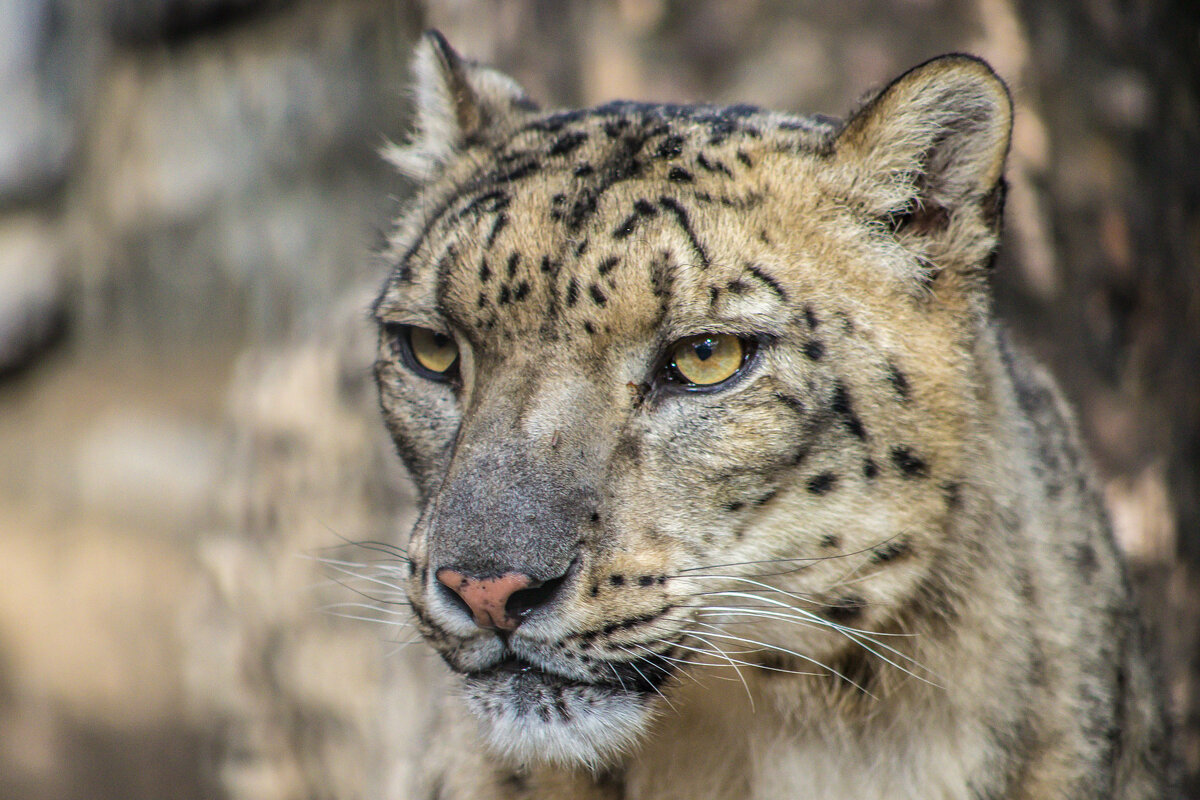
[384,30,539,180]
[833,54,1012,237]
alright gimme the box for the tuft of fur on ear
[384,30,538,181]
[834,55,1012,243]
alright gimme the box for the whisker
[315,572,412,608]
[697,591,936,672]
[307,554,407,572]
[667,639,764,661]
[685,575,830,606]
[608,663,630,693]
[686,623,874,698]
[835,628,943,686]
[307,519,411,562]
[323,609,416,627]
[320,600,412,616]
[619,643,712,686]
[688,586,822,602]
[383,638,425,657]
[653,640,820,678]
[307,557,414,598]
[625,659,677,712]
[677,631,755,709]
[688,598,941,685]
[688,603,914,638]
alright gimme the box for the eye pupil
[693,340,715,360]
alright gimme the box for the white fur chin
[461,675,655,769]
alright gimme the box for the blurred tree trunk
[1004,0,1200,791]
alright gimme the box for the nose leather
[436,569,532,631]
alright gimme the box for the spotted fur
[372,31,1170,800]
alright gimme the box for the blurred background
[0,0,1196,797]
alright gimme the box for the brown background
[0,0,1196,797]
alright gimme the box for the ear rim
[384,30,538,181]
[422,29,484,139]
[834,53,1014,211]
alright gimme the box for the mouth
[465,653,673,695]
[454,651,677,767]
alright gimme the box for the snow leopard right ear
[384,30,539,180]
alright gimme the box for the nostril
[506,574,565,620]
[506,556,579,621]
[437,580,474,618]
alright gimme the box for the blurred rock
[181,287,422,800]
[105,0,290,42]
[75,0,410,349]
[0,0,93,206]
[0,214,66,375]
[74,411,230,531]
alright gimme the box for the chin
[459,660,660,769]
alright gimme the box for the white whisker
[686,622,874,698]
[677,631,755,709]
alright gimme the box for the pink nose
[435,569,533,631]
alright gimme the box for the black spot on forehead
[744,264,786,300]
[887,362,911,400]
[668,166,694,183]
[484,212,508,248]
[807,472,838,495]
[656,134,685,158]
[832,382,867,440]
[658,196,710,268]
[612,198,659,240]
[548,130,589,156]
[459,188,512,217]
[891,446,929,478]
[696,152,733,177]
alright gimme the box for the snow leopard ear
[384,30,539,180]
[834,54,1012,239]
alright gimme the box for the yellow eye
[408,327,459,376]
[669,334,746,387]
